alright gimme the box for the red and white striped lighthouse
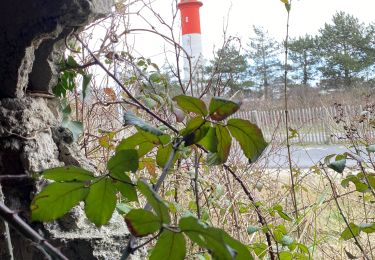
[178,0,203,81]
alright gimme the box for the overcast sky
[125,0,375,63]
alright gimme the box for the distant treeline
[205,11,375,98]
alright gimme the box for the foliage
[206,41,251,94]
[317,11,375,87]
[288,35,320,85]
[31,95,269,259]
[29,3,375,260]
[247,26,282,99]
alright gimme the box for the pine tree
[247,26,282,100]
[318,11,375,88]
[206,41,250,95]
[289,35,320,86]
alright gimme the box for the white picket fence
[234,105,375,144]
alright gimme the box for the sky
[125,0,375,64]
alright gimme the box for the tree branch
[0,202,68,260]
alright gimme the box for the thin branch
[0,203,68,260]
[0,175,32,181]
[320,164,370,260]
[282,0,300,237]
[223,164,276,260]
[75,35,179,134]
[193,149,201,219]
[0,185,14,260]
[121,140,181,259]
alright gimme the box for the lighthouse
[178,0,203,81]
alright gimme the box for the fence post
[320,107,331,144]
[252,110,260,126]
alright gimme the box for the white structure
[178,0,203,81]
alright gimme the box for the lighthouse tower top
[178,0,203,35]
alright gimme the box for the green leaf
[111,172,137,202]
[137,180,171,224]
[340,223,360,240]
[179,216,235,260]
[31,182,88,221]
[360,173,375,188]
[359,223,375,234]
[62,120,83,141]
[279,251,293,260]
[326,154,346,174]
[125,209,161,237]
[209,97,240,121]
[198,126,218,153]
[215,125,231,164]
[297,243,310,254]
[123,112,164,136]
[116,203,133,214]
[341,175,369,192]
[247,225,260,235]
[156,144,178,169]
[117,129,169,157]
[85,177,117,226]
[227,118,267,163]
[150,230,186,260]
[82,73,92,100]
[181,117,209,146]
[173,95,208,117]
[54,70,77,97]
[272,205,293,221]
[223,232,253,259]
[149,72,164,84]
[66,56,79,67]
[42,166,94,181]
[328,159,346,173]
[252,242,268,258]
[107,149,139,174]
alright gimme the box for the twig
[193,150,201,219]
[75,35,179,134]
[0,202,68,260]
[123,229,162,256]
[282,0,300,237]
[320,163,370,260]
[290,190,357,214]
[0,185,14,260]
[362,196,374,259]
[121,140,181,259]
[0,175,32,181]
[223,164,275,260]
[223,169,240,239]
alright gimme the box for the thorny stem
[320,164,370,260]
[283,0,300,237]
